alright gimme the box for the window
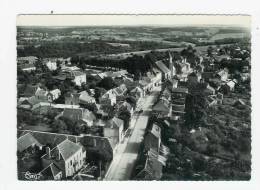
[70,160,72,165]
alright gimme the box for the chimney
[46,147,51,159]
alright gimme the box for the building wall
[74,75,86,86]
[65,148,86,177]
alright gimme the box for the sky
[16,15,251,28]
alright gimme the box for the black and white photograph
[15,14,252,181]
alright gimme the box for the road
[99,43,233,59]
[104,86,161,180]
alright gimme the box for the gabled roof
[79,91,95,103]
[23,85,40,97]
[155,61,170,74]
[105,117,124,129]
[57,139,82,160]
[17,133,42,152]
[63,108,83,120]
[40,163,61,179]
[153,99,170,113]
[171,87,188,94]
[172,104,185,113]
[142,149,163,180]
[149,124,161,139]
[82,110,96,122]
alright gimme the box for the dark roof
[136,149,163,180]
[19,130,114,161]
[171,87,188,94]
[153,99,170,113]
[23,85,39,97]
[172,104,185,113]
[40,163,61,179]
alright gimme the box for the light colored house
[41,139,86,178]
[47,89,61,102]
[103,117,124,145]
[46,60,57,71]
[71,71,86,86]
[130,86,144,99]
[155,60,171,81]
[216,69,229,82]
[99,90,117,106]
[79,91,96,105]
[35,88,61,102]
[19,63,36,72]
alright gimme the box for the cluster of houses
[17,130,115,180]
[134,122,170,180]
[17,43,250,180]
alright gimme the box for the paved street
[104,86,161,180]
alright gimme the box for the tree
[207,46,214,57]
[51,119,67,132]
[97,77,116,90]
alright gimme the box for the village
[17,27,251,180]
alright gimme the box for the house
[41,139,86,178]
[17,56,38,65]
[172,104,185,115]
[171,87,188,99]
[18,130,115,168]
[17,133,43,153]
[71,71,86,86]
[187,72,201,85]
[45,60,57,71]
[203,83,215,95]
[154,60,171,81]
[130,86,144,99]
[103,117,124,145]
[220,80,236,94]
[62,108,96,126]
[168,51,176,78]
[111,84,128,97]
[39,163,63,180]
[138,79,151,94]
[134,149,163,180]
[99,90,117,106]
[144,123,161,152]
[23,84,42,97]
[62,70,86,86]
[201,72,215,82]
[35,88,61,102]
[206,96,218,107]
[79,91,96,105]
[65,92,80,105]
[18,96,41,110]
[61,65,80,72]
[19,63,36,72]
[47,89,61,102]
[233,99,246,107]
[216,69,229,82]
[117,101,134,116]
[153,99,172,118]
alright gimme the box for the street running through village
[104,85,161,180]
